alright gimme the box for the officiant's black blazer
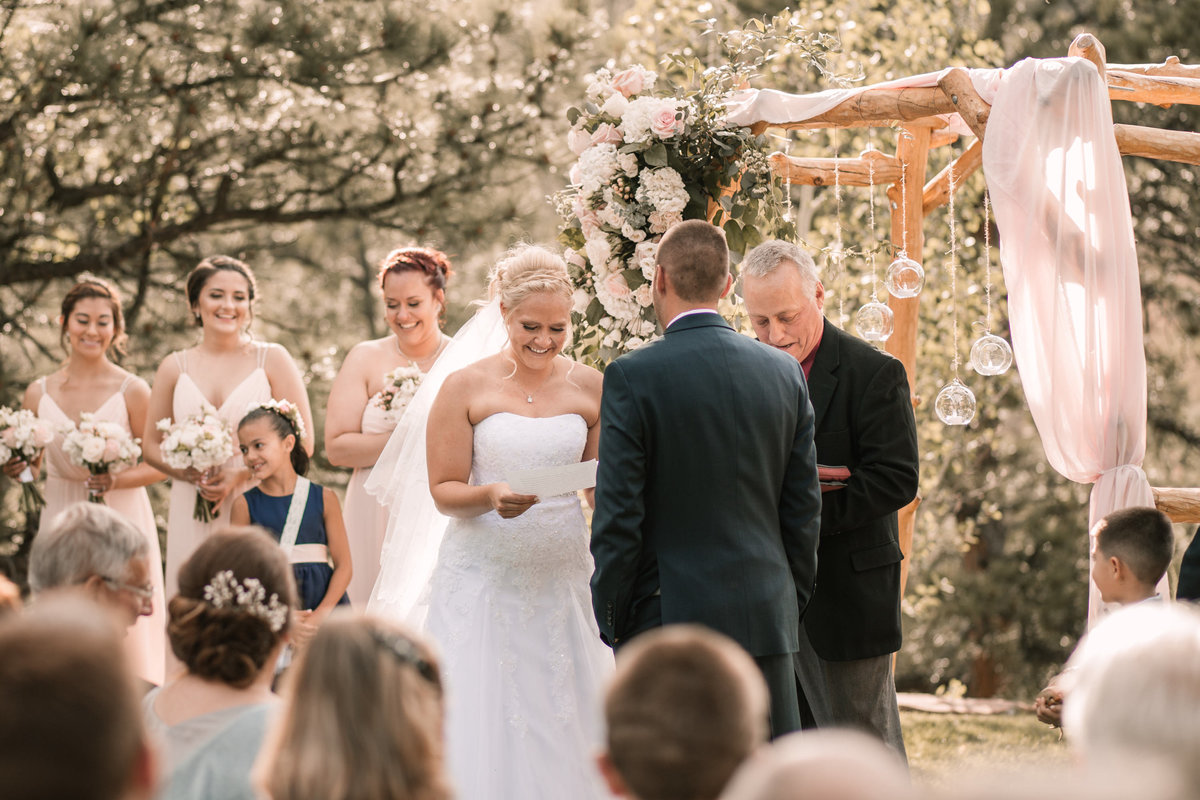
[590,311,822,658]
[802,319,919,661]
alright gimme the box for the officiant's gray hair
[740,240,820,294]
[28,503,147,595]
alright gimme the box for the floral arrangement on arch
[556,20,822,367]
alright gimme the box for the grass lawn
[902,710,1073,789]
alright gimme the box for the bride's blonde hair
[487,243,573,312]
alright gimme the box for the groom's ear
[719,272,733,299]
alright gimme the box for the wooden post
[885,125,931,599]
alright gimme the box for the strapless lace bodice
[435,413,591,594]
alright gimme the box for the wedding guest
[719,730,913,800]
[1035,506,1173,727]
[591,221,821,738]
[325,247,453,605]
[144,527,295,800]
[740,239,918,757]
[144,255,314,599]
[0,594,156,800]
[3,277,167,683]
[28,503,155,643]
[232,401,351,647]
[1063,603,1200,793]
[258,615,450,800]
[598,625,769,800]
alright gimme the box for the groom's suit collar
[805,318,842,428]
[664,309,732,334]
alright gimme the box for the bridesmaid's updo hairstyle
[377,247,453,294]
[168,528,295,689]
[185,255,257,327]
[488,244,574,317]
[238,402,309,476]
[59,277,128,356]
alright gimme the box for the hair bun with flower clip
[249,398,306,442]
[202,569,289,632]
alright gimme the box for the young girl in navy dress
[231,400,351,647]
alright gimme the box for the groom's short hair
[656,220,730,303]
[603,625,769,800]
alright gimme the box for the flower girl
[230,400,351,646]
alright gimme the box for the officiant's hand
[488,483,539,519]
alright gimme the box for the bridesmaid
[325,247,452,605]
[3,278,168,684]
[143,256,314,600]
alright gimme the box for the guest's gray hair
[28,503,148,595]
[739,240,820,293]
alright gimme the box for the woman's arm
[324,343,393,468]
[427,371,537,519]
[265,344,315,456]
[311,488,352,621]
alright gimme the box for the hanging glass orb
[884,254,925,299]
[854,301,894,342]
[969,333,1014,376]
[935,379,977,426]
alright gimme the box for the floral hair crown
[201,570,289,632]
[248,398,306,442]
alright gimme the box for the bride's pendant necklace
[512,358,556,404]
[397,334,449,372]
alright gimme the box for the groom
[590,219,823,736]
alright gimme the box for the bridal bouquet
[0,406,55,514]
[61,414,142,504]
[373,365,423,425]
[156,406,235,522]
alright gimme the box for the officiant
[740,240,919,761]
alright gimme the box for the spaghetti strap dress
[164,345,271,599]
[37,375,168,685]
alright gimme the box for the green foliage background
[4,0,1199,698]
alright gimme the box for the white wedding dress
[425,412,613,800]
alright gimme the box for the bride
[367,245,613,799]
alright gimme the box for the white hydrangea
[634,241,658,281]
[636,167,689,215]
[576,143,619,198]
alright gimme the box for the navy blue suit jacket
[590,312,822,657]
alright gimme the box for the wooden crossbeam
[1152,487,1200,523]
[922,138,983,214]
[767,149,901,187]
[1115,124,1200,166]
[1108,71,1200,107]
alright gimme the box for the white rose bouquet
[156,405,235,522]
[0,406,55,514]
[373,365,423,425]
[61,413,142,504]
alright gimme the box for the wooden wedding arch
[741,33,1200,594]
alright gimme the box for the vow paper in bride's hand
[507,459,598,497]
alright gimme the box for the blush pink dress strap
[36,376,168,685]
[342,396,398,605]
[163,346,271,601]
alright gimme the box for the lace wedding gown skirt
[425,413,613,800]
